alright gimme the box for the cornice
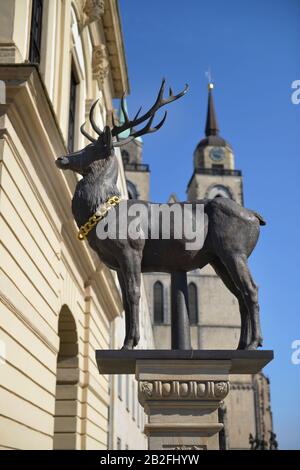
[102,0,129,97]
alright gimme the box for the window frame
[188,282,199,325]
[67,65,79,153]
[153,281,164,324]
[29,0,44,64]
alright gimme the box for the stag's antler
[80,100,102,143]
[112,79,188,146]
[80,79,188,146]
[80,122,96,143]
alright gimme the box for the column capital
[138,379,230,405]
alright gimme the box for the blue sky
[118,0,300,449]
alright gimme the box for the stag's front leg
[120,253,141,349]
[117,271,131,348]
[237,301,252,349]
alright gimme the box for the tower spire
[205,82,219,137]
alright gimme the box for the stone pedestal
[96,350,273,450]
[137,359,230,450]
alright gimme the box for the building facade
[122,83,273,449]
[0,0,152,450]
[109,282,154,450]
[0,0,273,451]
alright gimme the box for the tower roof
[205,83,219,136]
[195,82,230,149]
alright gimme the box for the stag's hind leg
[211,258,252,349]
[220,253,263,349]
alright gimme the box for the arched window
[121,149,130,164]
[207,184,232,200]
[153,281,164,324]
[126,180,139,199]
[188,283,198,325]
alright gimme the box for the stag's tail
[251,211,266,226]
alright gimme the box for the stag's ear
[103,125,112,148]
[95,125,113,158]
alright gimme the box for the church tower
[188,82,243,204]
[186,82,243,350]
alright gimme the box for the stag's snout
[55,156,70,169]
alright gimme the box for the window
[126,180,138,199]
[207,184,232,200]
[29,0,44,64]
[121,149,130,164]
[137,402,140,428]
[118,374,122,400]
[68,67,78,152]
[188,283,198,325]
[126,374,130,411]
[212,164,224,170]
[132,381,135,420]
[141,410,145,430]
[153,281,164,324]
[117,437,121,450]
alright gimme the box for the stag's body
[69,152,265,350]
[56,80,265,350]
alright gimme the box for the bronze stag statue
[56,80,265,350]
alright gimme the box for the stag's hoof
[133,334,140,348]
[244,340,262,350]
[121,339,135,350]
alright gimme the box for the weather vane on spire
[205,68,214,89]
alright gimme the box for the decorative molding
[231,382,254,391]
[144,422,223,437]
[139,380,230,403]
[92,44,109,87]
[169,445,206,450]
[83,0,105,25]
[0,44,19,64]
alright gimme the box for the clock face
[209,147,225,162]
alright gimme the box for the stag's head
[55,79,188,175]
